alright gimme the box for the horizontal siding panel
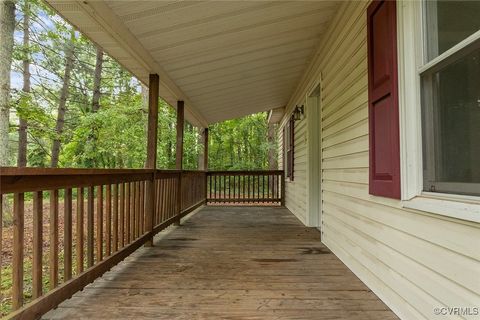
[322,118,368,148]
[322,74,367,118]
[323,106,367,138]
[323,191,480,261]
[285,116,308,225]
[323,201,480,296]
[323,231,427,320]
[323,46,367,106]
[322,168,368,184]
[322,22,366,83]
[322,90,368,129]
[323,135,368,159]
[324,217,442,320]
[322,152,368,169]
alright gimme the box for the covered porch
[43,206,396,320]
[3,0,478,319]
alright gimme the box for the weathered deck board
[43,206,398,320]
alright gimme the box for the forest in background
[0,0,278,172]
[0,0,278,314]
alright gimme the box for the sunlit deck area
[43,206,397,320]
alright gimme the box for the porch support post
[145,74,159,246]
[203,128,208,170]
[201,128,208,202]
[175,101,184,225]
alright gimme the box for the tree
[0,0,16,167]
[91,47,103,112]
[267,122,277,170]
[3,1,277,173]
[51,31,75,167]
[17,0,30,167]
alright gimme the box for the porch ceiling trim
[45,0,340,126]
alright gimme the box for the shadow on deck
[43,206,398,320]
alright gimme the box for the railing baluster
[209,174,212,202]
[161,179,166,222]
[96,185,103,262]
[130,182,135,240]
[247,175,250,203]
[242,175,245,201]
[32,191,43,299]
[13,193,24,310]
[76,187,84,274]
[64,188,73,281]
[158,179,162,225]
[106,184,111,256]
[140,181,145,234]
[87,186,94,267]
[120,183,125,248]
[125,183,130,244]
[162,179,167,221]
[49,189,59,289]
[135,182,140,237]
[113,184,118,252]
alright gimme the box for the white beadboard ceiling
[45,1,340,126]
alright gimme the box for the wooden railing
[206,170,284,205]
[0,167,206,319]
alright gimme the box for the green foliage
[7,0,276,171]
[209,113,271,170]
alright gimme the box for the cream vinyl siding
[279,1,480,320]
[280,114,308,224]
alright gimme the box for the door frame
[306,79,322,231]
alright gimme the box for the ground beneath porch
[43,206,398,320]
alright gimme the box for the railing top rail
[0,167,207,194]
[0,167,155,176]
[206,170,284,175]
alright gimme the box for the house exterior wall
[279,114,308,224]
[278,1,480,319]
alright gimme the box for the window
[421,1,480,196]
[285,115,294,180]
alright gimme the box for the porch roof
[44,1,340,127]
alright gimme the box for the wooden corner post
[203,128,208,171]
[203,128,208,201]
[175,101,184,225]
[145,74,159,246]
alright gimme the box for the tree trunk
[141,83,149,143]
[166,122,173,168]
[86,47,104,167]
[91,47,103,112]
[197,127,204,169]
[18,1,30,167]
[0,0,15,167]
[51,32,75,168]
[0,0,15,226]
[267,123,277,170]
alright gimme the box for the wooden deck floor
[44,206,398,320]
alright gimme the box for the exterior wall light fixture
[293,105,305,121]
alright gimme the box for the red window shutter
[367,0,401,199]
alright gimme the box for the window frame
[397,0,480,221]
